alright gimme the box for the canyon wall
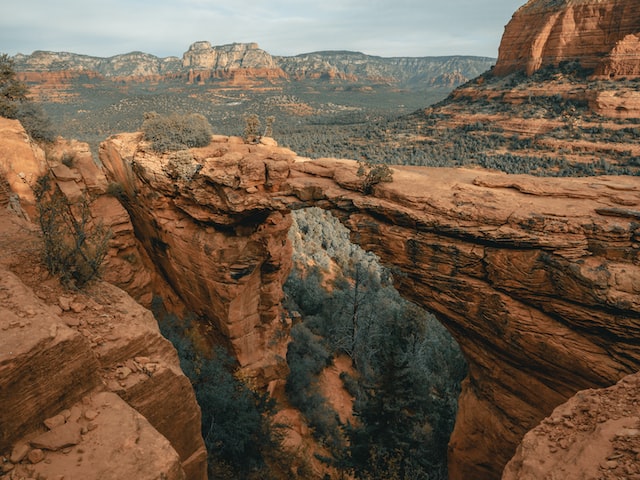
[98,132,640,479]
[286,159,640,479]
[0,118,207,479]
[99,133,297,384]
[494,0,640,77]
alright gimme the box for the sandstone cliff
[0,118,207,479]
[99,133,297,383]
[494,0,640,77]
[285,158,640,479]
[502,371,640,479]
[98,131,640,479]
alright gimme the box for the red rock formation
[494,0,640,77]
[502,372,640,479]
[0,213,206,479]
[0,119,206,478]
[284,159,640,479]
[98,131,640,478]
[186,67,288,85]
[99,134,296,383]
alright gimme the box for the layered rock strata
[99,132,640,479]
[99,134,296,382]
[0,249,206,479]
[494,0,640,77]
[286,160,640,479]
[0,119,206,479]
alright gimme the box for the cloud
[1,0,524,58]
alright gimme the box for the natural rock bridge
[99,133,640,479]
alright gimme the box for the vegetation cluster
[283,208,466,479]
[0,53,55,142]
[152,301,291,480]
[140,111,212,152]
[33,174,111,288]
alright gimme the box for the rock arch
[100,135,640,479]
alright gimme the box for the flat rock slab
[24,392,185,480]
[30,422,82,451]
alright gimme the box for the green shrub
[34,174,111,288]
[0,53,27,119]
[141,111,212,152]
[357,161,393,194]
[16,102,56,142]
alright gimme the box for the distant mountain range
[13,41,495,88]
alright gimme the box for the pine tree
[0,53,27,119]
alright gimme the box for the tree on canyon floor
[283,208,466,479]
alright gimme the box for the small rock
[144,363,158,374]
[28,449,45,464]
[84,409,98,421]
[0,462,14,473]
[10,442,30,463]
[58,296,72,311]
[116,366,132,380]
[44,414,66,430]
[64,317,80,327]
[67,406,82,423]
[30,422,82,451]
[601,460,619,470]
[563,419,575,429]
[124,359,138,373]
[87,422,98,432]
[70,302,85,313]
[134,356,150,365]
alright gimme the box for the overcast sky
[2,0,525,59]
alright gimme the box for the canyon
[96,131,640,479]
[4,114,638,479]
[1,0,640,478]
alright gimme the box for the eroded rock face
[284,160,640,479]
[502,372,640,480]
[0,215,206,479]
[494,0,640,77]
[99,134,295,382]
[0,119,206,478]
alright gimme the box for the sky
[1,0,526,59]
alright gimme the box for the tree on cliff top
[0,53,55,142]
[0,53,27,119]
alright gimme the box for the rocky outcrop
[0,119,206,478]
[99,132,640,479]
[182,41,278,70]
[502,372,640,479]
[99,134,296,383]
[13,50,183,77]
[0,217,206,479]
[494,0,640,77]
